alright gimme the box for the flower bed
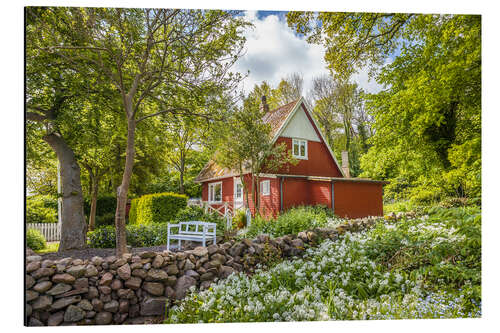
[166,206,481,323]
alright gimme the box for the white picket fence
[27,223,61,241]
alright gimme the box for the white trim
[208,181,223,204]
[292,138,308,160]
[271,97,345,177]
[260,180,270,196]
[233,177,243,202]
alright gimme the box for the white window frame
[292,138,308,160]
[260,180,270,196]
[208,181,222,204]
[234,178,243,202]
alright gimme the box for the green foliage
[26,195,58,224]
[175,205,227,236]
[129,192,188,225]
[84,195,116,217]
[26,229,47,251]
[95,213,116,228]
[246,205,334,239]
[87,224,171,248]
[232,209,247,229]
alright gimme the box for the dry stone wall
[25,217,379,326]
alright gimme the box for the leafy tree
[215,96,297,213]
[289,13,481,199]
[38,8,247,255]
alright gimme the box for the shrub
[95,212,116,228]
[26,229,46,251]
[84,195,116,217]
[232,209,247,229]
[175,205,227,235]
[129,192,188,225]
[26,195,58,224]
[87,223,171,248]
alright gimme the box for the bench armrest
[167,224,180,234]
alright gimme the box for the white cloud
[234,11,384,98]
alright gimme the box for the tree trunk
[179,158,185,194]
[88,173,99,232]
[115,112,136,256]
[43,133,87,251]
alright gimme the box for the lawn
[35,242,59,254]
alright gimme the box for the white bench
[167,221,217,251]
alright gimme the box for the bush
[232,209,247,229]
[26,195,58,224]
[175,205,227,235]
[246,205,333,238]
[87,223,171,248]
[84,195,116,217]
[95,212,116,228]
[129,192,188,225]
[26,229,46,251]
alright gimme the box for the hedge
[26,195,58,224]
[129,192,188,225]
[84,195,116,217]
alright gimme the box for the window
[234,178,243,202]
[208,182,222,203]
[292,139,308,159]
[260,180,270,196]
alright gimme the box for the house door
[234,177,244,210]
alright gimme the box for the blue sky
[234,10,388,97]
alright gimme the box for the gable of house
[195,97,343,182]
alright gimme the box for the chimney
[341,150,350,178]
[261,95,269,113]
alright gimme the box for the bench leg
[179,239,182,251]
[202,237,206,247]
[213,234,216,245]
[167,237,170,251]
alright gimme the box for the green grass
[35,242,59,254]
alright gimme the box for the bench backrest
[178,221,216,235]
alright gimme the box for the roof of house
[195,97,344,182]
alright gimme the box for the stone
[146,269,168,282]
[152,255,164,268]
[56,288,88,298]
[174,275,196,300]
[98,285,112,295]
[229,243,246,257]
[104,300,119,313]
[46,283,72,296]
[26,274,36,289]
[29,317,44,326]
[183,259,195,271]
[33,280,53,293]
[52,273,76,284]
[26,290,39,302]
[165,264,179,275]
[86,286,99,299]
[124,277,142,290]
[192,246,208,257]
[27,261,40,273]
[99,272,114,286]
[184,269,200,279]
[91,256,104,266]
[119,299,129,313]
[56,264,67,273]
[111,258,127,269]
[140,297,168,316]
[105,256,117,264]
[114,312,128,324]
[176,252,187,260]
[51,296,81,310]
[91,299,103,312]
[31,295,53,311]
[74,277,88,290]
[117,288,134,299]
[291,238,304,248]
[200,280,212,290]
[219,265,235,279]
[85,264,98,277]
[143,282,164,296]
[200,272,215,282]
[143,262,151,270]
[26,304,32,317]
[64,305,85,322]
[66,265,86,278]
[26,255,42,263]
[138,251,156,259]
[95,311,113,325]
[86,311,96,319]
[32,267,55,279]
[47,311,64,326]
[77,299,93,311]
[110,279,123,290]
[132,268,147,279]
[165,276,177,287]
[117,264,131,280]
[207,244,219,255]
[128,304,140,318]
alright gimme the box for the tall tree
[39,8,247,255]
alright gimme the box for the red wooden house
[195,96,387,219]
